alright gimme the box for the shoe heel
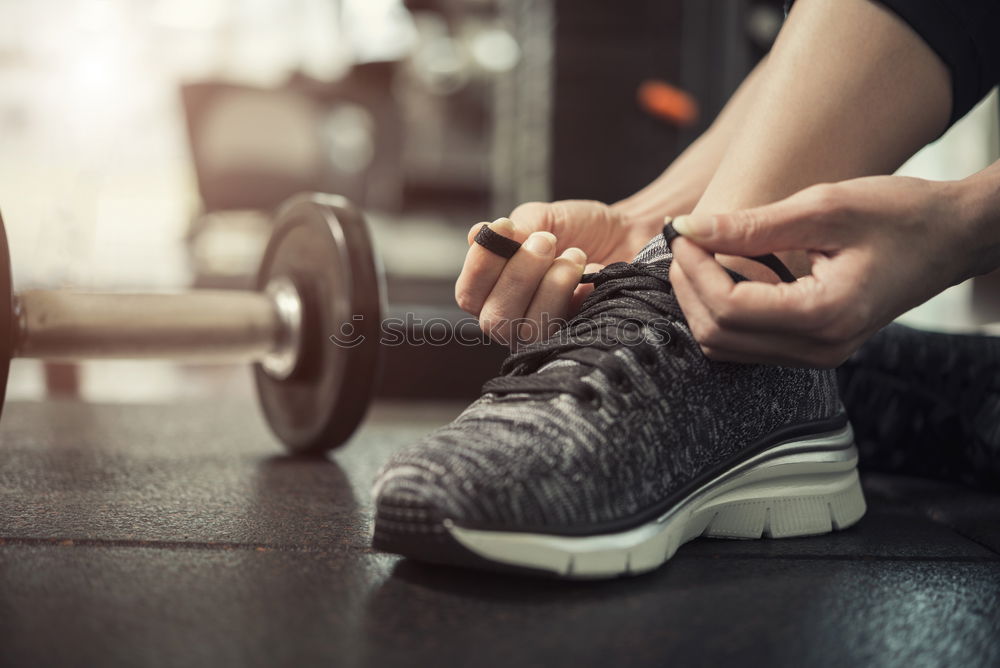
[695,465,866,540]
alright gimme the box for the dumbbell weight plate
[0,210,11,420]
[254,194,383,453]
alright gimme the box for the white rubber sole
[445,425,866,579]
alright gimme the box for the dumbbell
[0,193,383,453]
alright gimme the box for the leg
[693,0,952,279]
[614,56,771,223]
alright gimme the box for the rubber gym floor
[1,398,998,667]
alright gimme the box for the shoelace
[481,260,682,403]
[480,222,796,403]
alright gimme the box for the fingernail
[490,217,515,236]
[560,247,587,266]
[524,232,556,255]
[673,215,715,239]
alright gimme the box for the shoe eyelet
[581,386,602,408]
[610,372,632,393]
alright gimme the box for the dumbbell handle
[12,277,303,378]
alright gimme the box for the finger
[670,263,853,366]
[455,218,528,315]
[467,222,488,246]
[517,248,587,344]
[479,231,557,344]
[696,318,863,367]
[671,237,843,333]
[670,259,747,356]
[670,187,840,256]
[668,258,715,342]
[698,332,856,368]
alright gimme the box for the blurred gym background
[0,0,995,405]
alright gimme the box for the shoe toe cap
[371,453,472,558]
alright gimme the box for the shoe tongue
[632,232,672,264]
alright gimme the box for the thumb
[671,195,824,256]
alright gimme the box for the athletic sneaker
[372,228,866,578]
[839,322,1000,491]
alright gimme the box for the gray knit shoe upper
[373,233,845,566]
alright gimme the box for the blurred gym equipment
[181,69,403,289]
[0,194,382,454]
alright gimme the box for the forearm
[689,0,951,280]
[957,159,1000,279]
[612,57,771,226]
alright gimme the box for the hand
[667,175,973,367]
[455,200,659,345]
